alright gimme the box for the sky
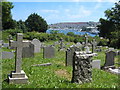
[7,0,119,24]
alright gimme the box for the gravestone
[104,50,116,67]
[58,38,65,51]
[92,60,101,69]
[2,51,14,59]
[22,41,34,58]
[76,42,82,47]
[3,43,9,47]
[66,45,80,66]
[31,39,41,53]
[8,35,15,49]
[91,39,97,53]
[0,40,3,48]
[71,51,97,84]
[8,33,30,84]
[43,46,55,58]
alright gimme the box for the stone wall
[71,51,97,84]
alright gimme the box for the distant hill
[49,21,100,30]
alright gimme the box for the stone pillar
[71,51,97,84]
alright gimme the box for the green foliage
[67,32,74,36]
[97,39,108,46]
[50,30,59,34]
[2,42,119,88]
[17,20,27,33]
[98,1,120,48]
[109,31,120,48]
[2,2,17,29]
[25,13,48,32]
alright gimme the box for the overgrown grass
[2,41,119,88]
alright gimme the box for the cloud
[66,6,91,19]
[41,9,59,13]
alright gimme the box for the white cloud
[66,6,92,19]
[41,9,59,13]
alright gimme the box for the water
[46,29,98,37]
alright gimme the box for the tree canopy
[98,1,120,48]
[2,1,17,30]
[25,13,48,32]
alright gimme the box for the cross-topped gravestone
[91,39,97,53]
[8,33,30,84]
[85,34,88,46]
[10,33,30,73]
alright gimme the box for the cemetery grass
[2,42,119,88]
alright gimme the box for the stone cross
[91,39,96,53]
[59,38,64,49]
[10,33,30,73]
[85,34,88,46]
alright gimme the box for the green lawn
[1,41,119,88]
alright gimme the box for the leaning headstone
[66,45,80,66]
[22,41,34,58]
[92,60,101,69]
[31,39,41,53]
[2,51,14,59]
[43,46,55,58]
[8,33,30,84]
[71,51,97,84]
[104,50,116,67]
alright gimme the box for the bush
[98,39,108,46]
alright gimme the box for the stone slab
[92,60,101,69]
[43,46,55,58]
[2,51,14,59]
[11,70,26,78]
[8,74,28,84]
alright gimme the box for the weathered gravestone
[8,33,30,84]
[71,51,97,84]
[91,39,97,53]
[3,43,9,48]
[0,40,3,48]
[66,45,80,66]
[76,42,82,47]
[31,38,41,53]
[2,51,14,59]
[92,60,101,69]
[8,35,15,49]
[43,46,55,58]
[104,50,116,67]
[22,41,34,58]
[58,38,65,51]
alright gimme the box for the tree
[17,20,27,33]
[98,1,120,47]
[98,18,115,39]
[2,1,16,29]
[25,13,48,32]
